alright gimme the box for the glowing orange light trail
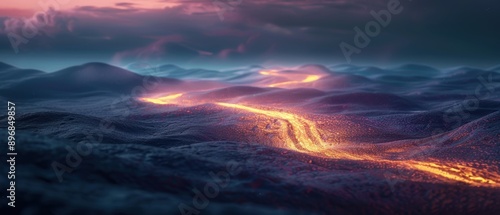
[139,94,500,187]
[140,93,183,105]
[259,69,322,88]
[216,102,327,152]
[406,161,500,185]
[214,102,500,187]
[268,75,321,87]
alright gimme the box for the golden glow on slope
[139,93,183,105]
[259,70,278,75]
[259,69,322,88]
[268,75,321,87]
[303,75,321,83]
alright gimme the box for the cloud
[115,2,136,8]
[0,0,499,66]
[111,35,192,64]
[75,6,139,14]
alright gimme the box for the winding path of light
[139,93,500,187]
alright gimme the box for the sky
[0,0,499,71]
